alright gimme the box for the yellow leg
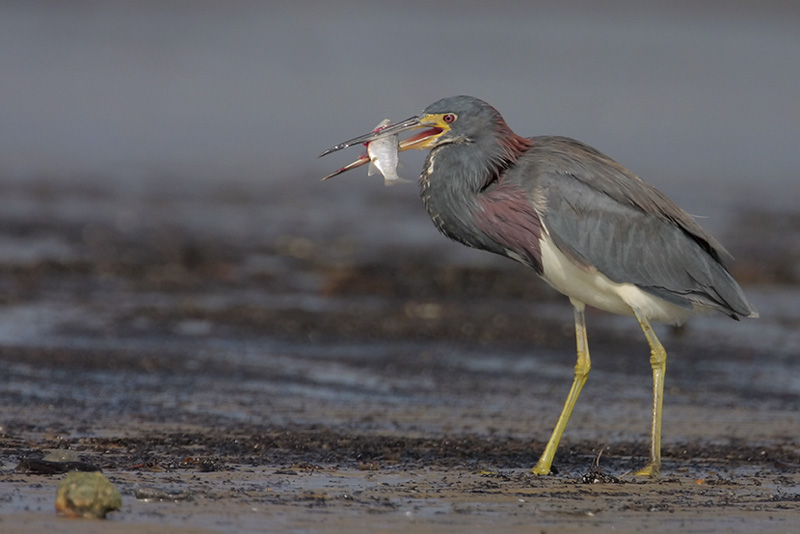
[532,300,591,475]
[632,310,667,477]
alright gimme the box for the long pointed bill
[320,153,372,181]
[319,114,449,180]
[319,116,421,157]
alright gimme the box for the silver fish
[367,119,409,186]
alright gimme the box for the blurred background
[2,0,799,242]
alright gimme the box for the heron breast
[474,186,545,273]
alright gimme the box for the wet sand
[0,180,798,532]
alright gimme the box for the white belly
[538,224,694,325]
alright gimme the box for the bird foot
[530,462,552,476]
[633,463,660,477]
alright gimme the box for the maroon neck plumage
[483,118,534,187]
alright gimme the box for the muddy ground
[0,180,798,533]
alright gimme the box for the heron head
[415,95,504,148]
[319,95,525,180]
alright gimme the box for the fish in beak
[319,113,453,181]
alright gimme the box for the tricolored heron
[319,95,758,476]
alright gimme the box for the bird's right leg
[532,299,591,475]
[632,309,666,477]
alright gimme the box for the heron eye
[443,114,456,124]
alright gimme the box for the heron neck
[420,145,478,238]
[419,144,502,251]
[419,123,532,249]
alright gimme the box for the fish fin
[373,118,392,131]
[368,160,378,176]
[384,176,412,187]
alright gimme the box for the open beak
[319,114,450,180]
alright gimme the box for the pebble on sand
[55,471,122,519]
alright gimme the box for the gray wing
[518,137,756,318]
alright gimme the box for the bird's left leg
[632,309,667,477]
[532,299,591,475]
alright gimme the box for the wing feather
[513,137,756,318]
